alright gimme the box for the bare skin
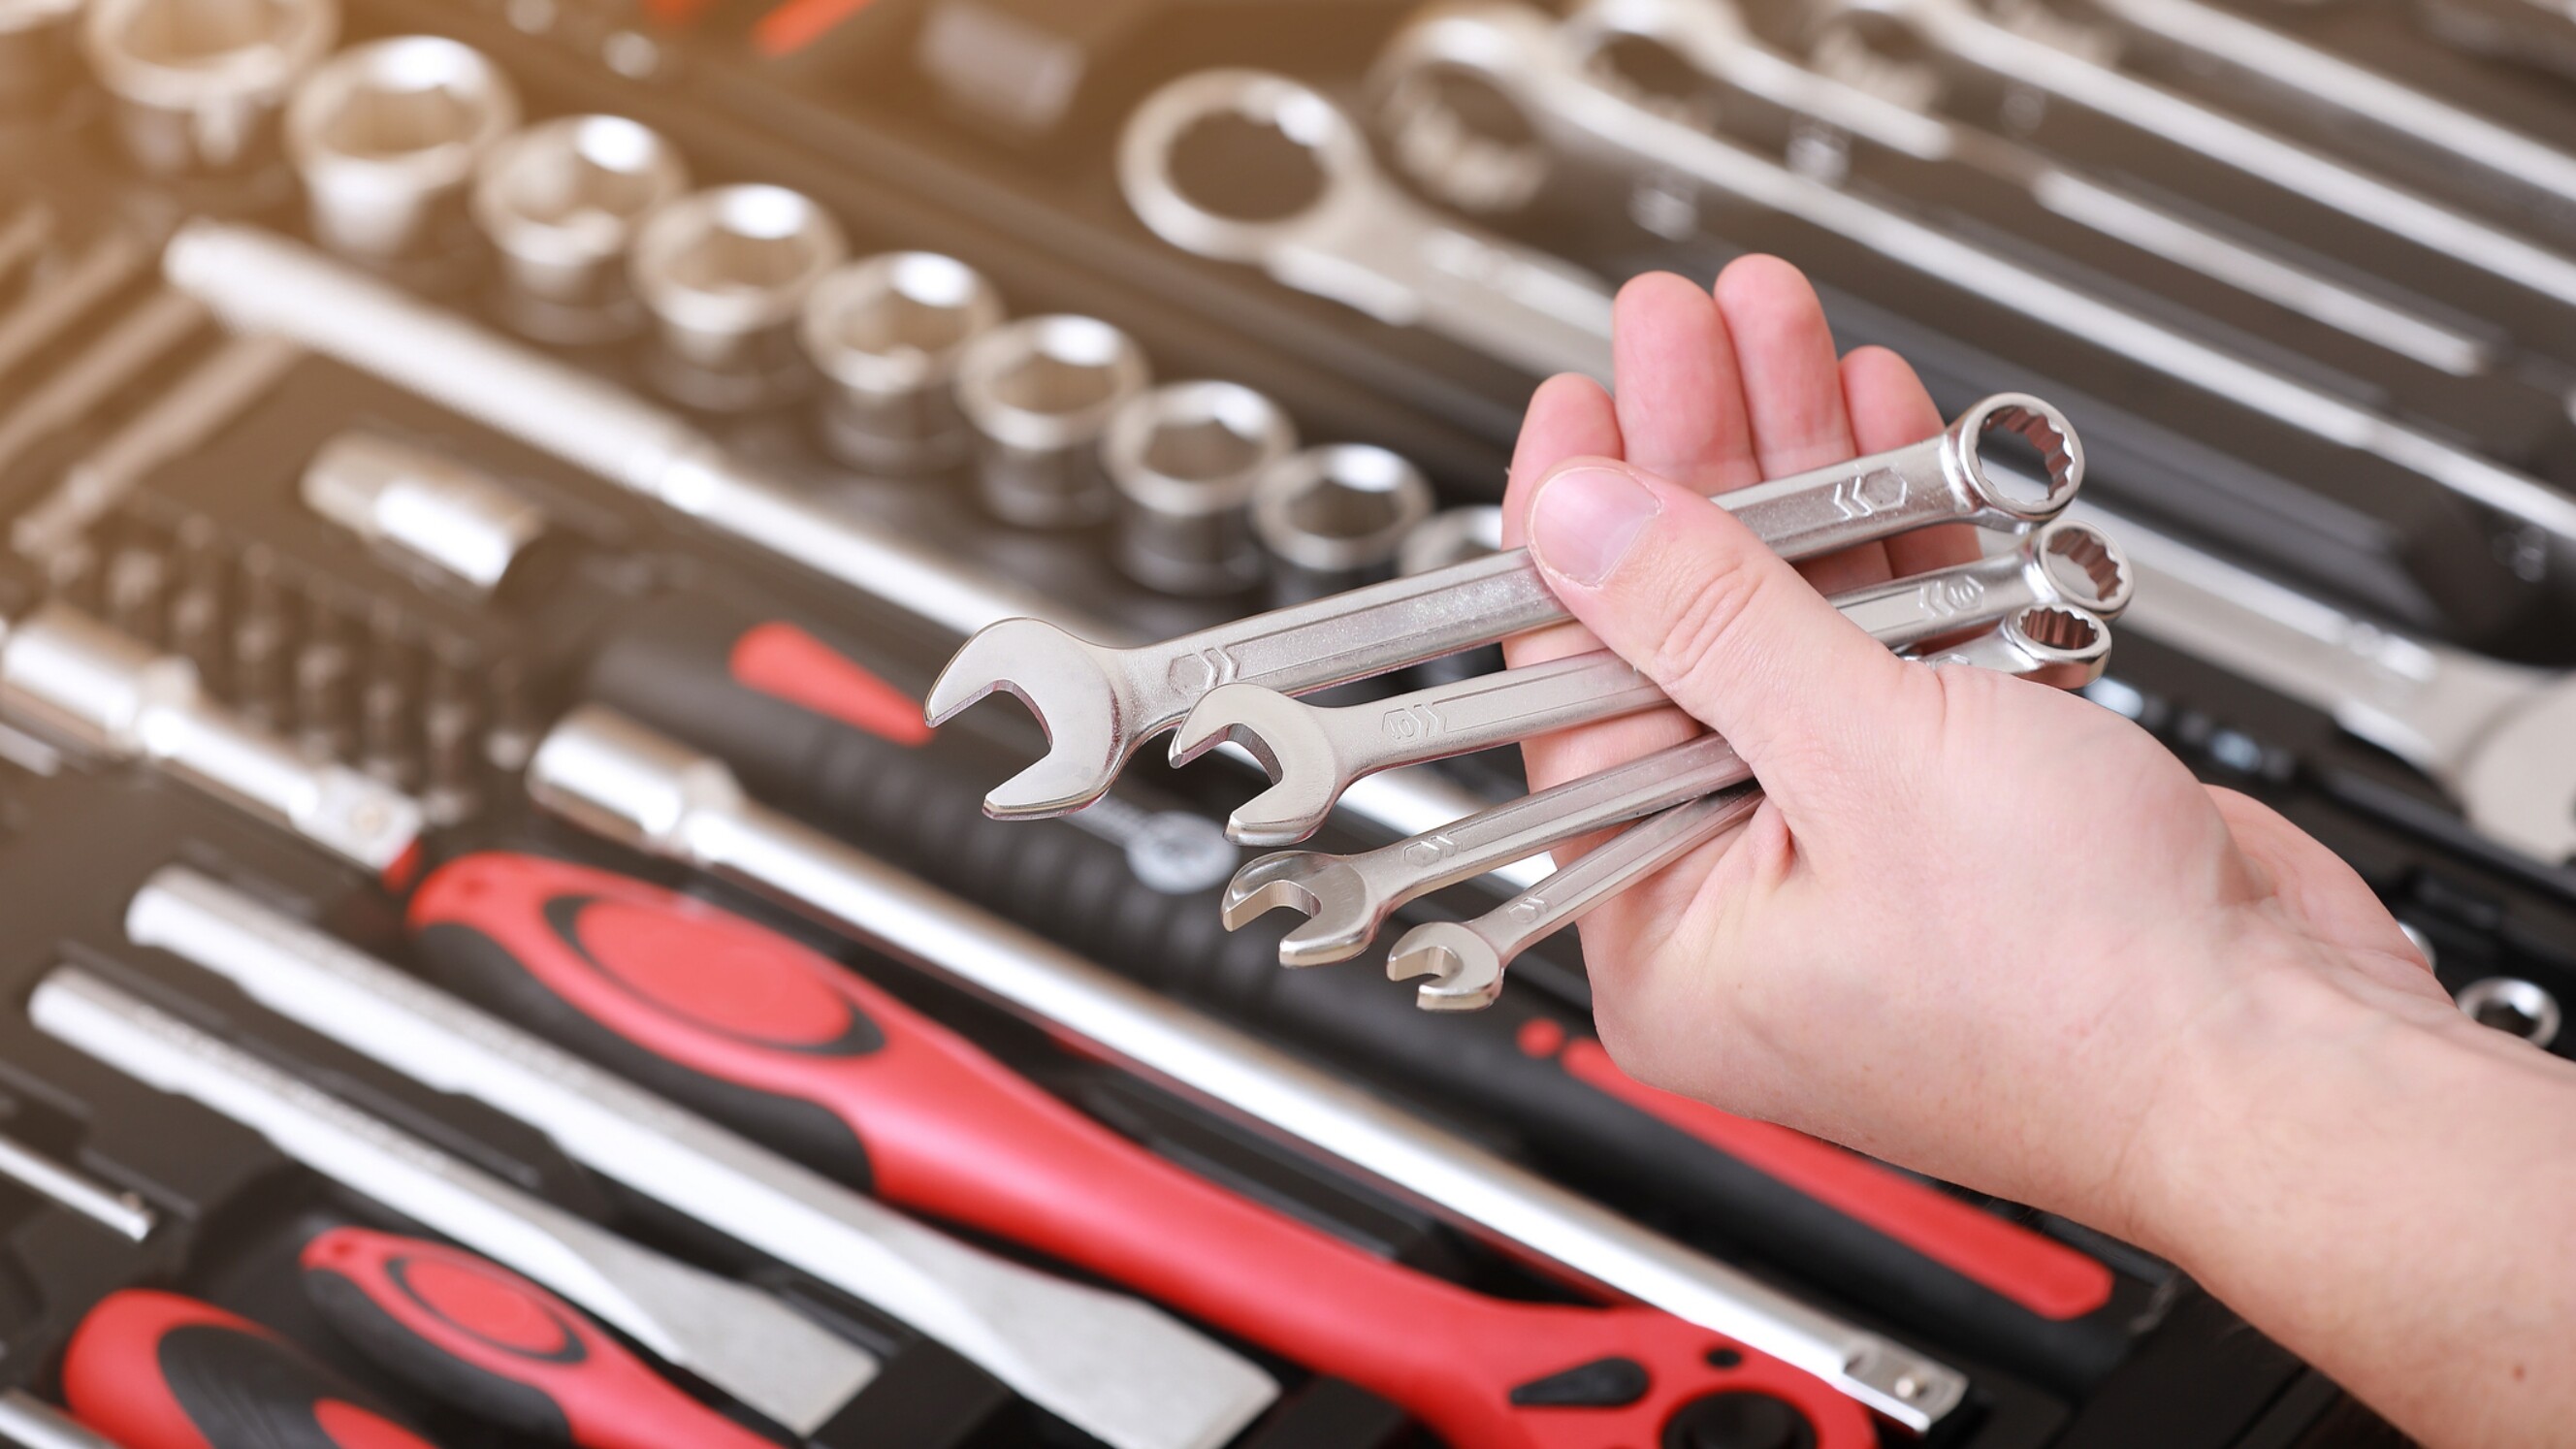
[1505,259,2576,1446]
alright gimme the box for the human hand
[1502,260,2450,1244]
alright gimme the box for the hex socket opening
[1253,444,1434,576]
[2456,977,2561,1048]
[802,252,1005,400]
[84,0,338,170]
[474,114,687,302]
[631,184,849,370]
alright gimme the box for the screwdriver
[586,595,2136,1389]
[403,851,1878,1449]
[61,1288,441,1449]
[301,1227,782,1449]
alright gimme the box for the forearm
[2137,950,2576,1447]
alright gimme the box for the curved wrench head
[1386,920,1508,1011]
[1221,852,1380,965]
[1171,684,1345,845]
[1947,394,2085,530]
[2002,603,2114,690]
[2457,680,2576,867]
[926,619,1135,820]
[2031,517,2133,619]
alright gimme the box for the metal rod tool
[0,1130,156,1241]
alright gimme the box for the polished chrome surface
[301,433,547,592]
[474,113,689,306]
[284,35,519,258]
[82,0,338,172]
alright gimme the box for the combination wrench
[1371,2,2576,564]
[931,392,2081,819]
[1537,0,2492,379]
[2090,503,2576,867]
[1225,525,2129,965]
[1175,517,2130,844]
[1119,68,1616,381]
[1801,0,2576,324]
[1386,604,2114,1009]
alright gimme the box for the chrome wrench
[1556,0,2492,376]
[1120,68,1616,381]
[1174,517,2129,843]
[524,707,1969,1430]
[1388,603,2114,1009]
[2087,503,2576,866]
[30,967,884,1437]
[122,867,1281,1449]
[1226,522,2132,964]
[932,392,2081,819]
[1373,2,2576,553]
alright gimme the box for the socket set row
[0,0,2564,1445]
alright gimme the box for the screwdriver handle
[62,1289,441,1449]
[408,853,1873,1449]
[301,1228,781,1449]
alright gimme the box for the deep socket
[473,113,688,329]
[284,35,520,261]
[1251,443,1434,604]
[301,433,546,594]
[81,0,338,174]
[953,314,1152,528]
[629,184,846,398]
[1103,379,1297,596]
[800,251,1004,472]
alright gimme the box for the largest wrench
[930,393,2079,818]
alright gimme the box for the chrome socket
[1103,380,1296,596]
[0,603,422,875]
[800,251,1004,472]
[630,183,847,399]
[1252,443,1434,603]
[954,314,1151,529]
[301,433,547,594]
[285,36,520,261]
[473,113,688,323]
[82,0,338,174]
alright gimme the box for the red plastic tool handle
[62,1289,439,1449]
[410,853,1876,1449]
[301,1228,779,1449]
[1515,1017,2115,1320]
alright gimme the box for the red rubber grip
[410,853,1877,1449]
[726,621,932,747]
[63,1290,437,1449]
[1517,1018,2115,1320]
[302,1229,777,1449]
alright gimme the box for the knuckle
[1646,552,1777,704]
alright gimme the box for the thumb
[1525,458,1921,804]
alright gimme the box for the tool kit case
[0,0,2566,1444]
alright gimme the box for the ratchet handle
[405,853,1869,1449]
[62,1289,441,1449]
[300,1228,779,1449]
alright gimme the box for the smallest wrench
[1120,68,1616,381]
[1387,603,2114,1008]
[1177,518,2129,845]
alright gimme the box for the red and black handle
[300,1227,779,1449]
[586,597,2137,1389]
[409,852,1876,1449]
[62,1289,439,1449]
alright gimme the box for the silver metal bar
[0,1132,154,1241]
[13,333,305,561]
[0,606,422,876]
[526,706,1969,1432]
[122,868,1280,1449]
[0,290,209,483]
[0,1392,117,1449]
[29,966,883,1436]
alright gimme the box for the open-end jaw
[925,619,1148,820]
